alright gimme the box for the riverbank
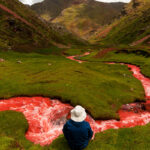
[0,51,143,120]
[1,52,150,149]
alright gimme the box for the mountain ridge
[0,0,85,52]
[96,0,150,46]
[31,0,125,39]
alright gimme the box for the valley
[1,0,150,149]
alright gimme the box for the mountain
[0,0,84,52]
[31,0,125,39]
[31,0,87,21]
[98,0,150,46]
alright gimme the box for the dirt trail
[0,4,35,28]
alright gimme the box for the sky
[19,0,131,5]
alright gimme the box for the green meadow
[81,47,150,78]
[0,51,144,119]
[0,49,148,149]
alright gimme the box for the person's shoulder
[63,120,71,128]
[83,121,90,126]
[65,119,72,125]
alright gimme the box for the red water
[66,52,90,63]
[0,62,150,146]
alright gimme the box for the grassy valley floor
[0,49,148,149]
[81,47,150,78]
[0,50,145,119]
[1,103,150,150]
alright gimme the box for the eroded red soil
[95,48,115,58]
[131,35,150,46]
[0,62,150,146]
[0,4,34,28]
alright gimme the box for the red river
[0,56,150,145]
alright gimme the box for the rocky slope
[31,0,81,21]
[0,0,84,52]
[98,0,150,46]
[31,0,125,39]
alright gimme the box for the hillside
[31,0,125,39]
[31,0,77,21]
[2,0,150,150]
[98,0,150,46]
[0,0,84,52]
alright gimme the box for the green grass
[0,111,32,149]
[64,48,88,56]
[53,2,124,38]
[51,123,150,150]
[0,51,145,120]
[32,46,64,55]
[81,48,150,78]
[100,1,150,46]
[1,111,150,150]
[0,136,21,150]
[0,111,45,150]
[0,0,85,52]
[0,50,148,150]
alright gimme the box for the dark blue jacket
[63,119,93,150]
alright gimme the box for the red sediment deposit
[0,62,150,146]
[0,4,34,28]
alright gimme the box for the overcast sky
[19,0,131,5]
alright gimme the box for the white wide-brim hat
[71,105,87,122]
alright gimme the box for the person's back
[63,105,93,150]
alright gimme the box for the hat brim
[71,111,87,122]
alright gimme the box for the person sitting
[63,105,93,150]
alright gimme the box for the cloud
[19,0,131,5]
[19,0,44,5]
[96,0,131,3]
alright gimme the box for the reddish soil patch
[97,26,113,38]
[0,4,34,28]
[95,48,115,58]
[96,23,118,39]
[131,35,150,46]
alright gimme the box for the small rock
[0,58,5,62]
[130,88,134,91]
[122,104,133,111]
[17,60,22,64]
[8,46,11,50]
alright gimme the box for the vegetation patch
[0,51,145,120]
[1,111,150,149]
[81,47,150,78]
[52,1,124,39]
[51,123,150,150]
[100,0,150,46]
